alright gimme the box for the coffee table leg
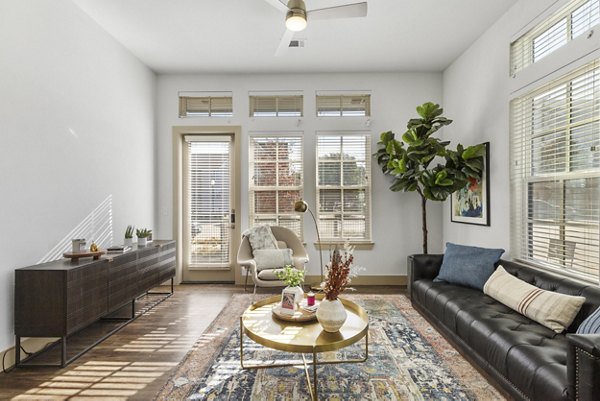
[313,349,318,400]
[300,353,317,401]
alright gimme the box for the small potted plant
[124,225,134,247]
[276,265,305,305]
[136,228,152,247]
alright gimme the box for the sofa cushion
[484,266,586,333]
[434,242,504,290]
[577,306,600,334]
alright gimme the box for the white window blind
[179,95,233,117]
[316,134,371,242]
[249,95,303,117]
[249,135,303,238]
[316,94,371,117]
[511,0,600,75]
[184,136,232,267]
[511,59,600,282]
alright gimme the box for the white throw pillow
[254,248,293,271]
[245,225,278,252]
[483,265,586,333]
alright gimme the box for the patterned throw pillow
[484,266,586,333]
[434,242,505,290]
[577,306,600,334]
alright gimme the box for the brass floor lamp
[294,200,324,291]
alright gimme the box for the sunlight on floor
[115,327,201,353]
[11,360,177,400]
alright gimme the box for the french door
[182,134,236,282]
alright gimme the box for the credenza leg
[61,337,67,368]
[15,336,21,367]
[131,299,136,319]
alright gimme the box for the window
[316,94,371,117]
[511,0,600,75]
[511,60,600,282]
[179,92,233,117]
[316,134,371,242]
[249,135,303,237]
[249,95,303,117]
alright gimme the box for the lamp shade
[294,200,308,213]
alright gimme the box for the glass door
[182,134,235,282]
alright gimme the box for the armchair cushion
[258,267,302,281]
[254,248,294,271]
[245,225,278,253]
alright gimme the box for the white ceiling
[72,0,517,74]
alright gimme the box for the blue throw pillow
[577,306,600,334]
[434,242,505,290]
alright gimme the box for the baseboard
[305,275,407,286]
[235,274,406,286]
[0,337,58,373]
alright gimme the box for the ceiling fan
[264,0,368,55]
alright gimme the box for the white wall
[156,73,443,280]
[0,0,156,351]
[442,0,560,255]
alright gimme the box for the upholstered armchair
[237,226,309,296]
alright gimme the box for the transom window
[511,0,600,75]
[316,94,371,117]
[316,134,371,242]
[248,135,303,237]
[511,59,600,282]
[249,94,303,117]
[179,92,233,117]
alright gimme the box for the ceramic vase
[138,237,147,247]
[286,286,304,305]
[316,298,347,332]
[124,237,133,247]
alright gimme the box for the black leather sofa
[408,254,600,401]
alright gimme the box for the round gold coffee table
[240,294,369,400]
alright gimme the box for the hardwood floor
[0,284,403,401]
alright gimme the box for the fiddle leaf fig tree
[375,102,486,254]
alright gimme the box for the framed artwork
[450,142,490,226]
[280,288,297,315]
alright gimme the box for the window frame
[249,95,304,117]
[510,60,600,283]
[511,0,600,76]
[316,93,371,117]
[178,92,233,118]
[315,132,372,244]
[248,133,304,239]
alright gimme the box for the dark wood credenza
[14,240,176,367]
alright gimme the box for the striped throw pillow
[577,306,600,334]
[483,266,586,333]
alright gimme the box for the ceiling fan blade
[308,2,368,20]
[275,29,295,56]
[263,0,289,13]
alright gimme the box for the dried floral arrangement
[322,242,363,301]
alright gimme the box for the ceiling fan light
[286,9,307,32]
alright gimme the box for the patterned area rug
[155,294,504,401]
